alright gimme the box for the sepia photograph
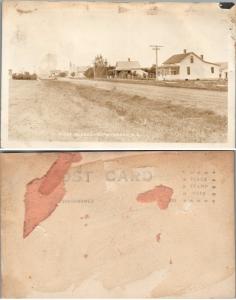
[1,1,235,148]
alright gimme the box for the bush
[31,73,37,80]
[12,72,37,80]
[59,72,67,77]
[84,67,94,79]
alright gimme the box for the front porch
[158,65,180,80]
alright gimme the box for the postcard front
[1,151,235,297]
[1,1,235,148]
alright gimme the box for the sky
[4,1,232,73]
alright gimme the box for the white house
[115,58,148,79]
[218,62,228,80]
[158,50,220,80]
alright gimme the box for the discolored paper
[1,1,235,149]
[0,151,235,297]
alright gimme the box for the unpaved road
[63,78,227,117]
[8,79,227,143]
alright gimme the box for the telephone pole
[93,60,96,79]
[150,45,163,81]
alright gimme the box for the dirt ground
[8,79,227,143]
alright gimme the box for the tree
[84,55,115,79]
[31,73,37,80]
[84,67,94,79]
[144,65,156,79]
[94,55,109,78]
[59,71,67,77]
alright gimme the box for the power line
[150,45,163,81]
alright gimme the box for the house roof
[163,52,219,66]
[50,69,63,73]
[163,53,190,64]
[116,61,141,71]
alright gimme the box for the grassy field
[8,79,227,143]
[95,78,228,91]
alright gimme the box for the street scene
[4,1,232,145]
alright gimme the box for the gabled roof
[116,61,141,71]
[163,53,190,64]
[163,52,219,66]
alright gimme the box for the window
[187,66,191,75]
[211,67,214,74]
[190,56,194,63]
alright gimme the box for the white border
[1,1,235,150]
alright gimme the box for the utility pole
[150,45,163,81]
[93,59,96,79]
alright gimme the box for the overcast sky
[4,1,232,73]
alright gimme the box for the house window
[211,67,214,74]
[190,56,194,63]
[187,66,191,75]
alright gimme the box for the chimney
[128,58,130,62]
[183,49,187,54]
[200,54,204,60]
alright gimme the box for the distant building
[115,58,148,79]
[158,49,220,80]
[69,61,77,74]
[68,63,89,79]
[75,66,89,79]
[8,69,13,77]
[217,62,228,80]
[50,70,62,77]
[49,69,69,79]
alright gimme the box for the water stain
[147,6,158,15]
[118,6,129,14]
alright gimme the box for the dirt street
[8,79,227,143]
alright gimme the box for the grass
[75,84,227,143]
[95,78,228,92]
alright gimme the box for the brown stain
[23,153,82,238]
[146,6,158,15]
[118,6,129,14]
[16,8,37,14]
[156,233,161,242]
[81,214,90,220]
[137,185,173,210]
